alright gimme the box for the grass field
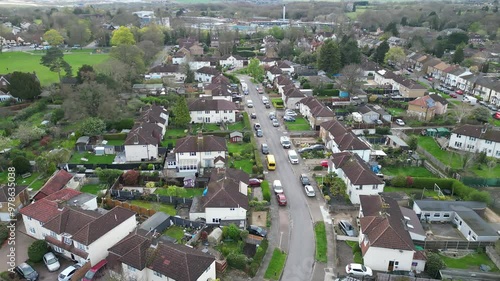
[80,184,106,195]
[154,187,205,198]
[440,252,498,272]
[314,222,327,263]
[386,107,406,116]
[0,172,46,190]
[286,117,311,131]
[130,200,177,216]
[69,152,116,164]
[227,121,245,131]
[0,51,109,86]
[384,186,441,198]
[382,167,436,177]
[163,225,185,241]
[264,248,287,280]
[346,241,363,264]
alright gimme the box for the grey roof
[139,212,171,233]
[414,200,486,212]
[188,98,237,111]
[399,206,426,237]
[452,205,498,236]
[386,135,409,147]
[76,136,90,144]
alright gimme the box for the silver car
[43,252,60,272]
[304,185,315,197]
[339,220,355,237]
[272,119,279,127]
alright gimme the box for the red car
[248,178,262,187]
[276,193,287,206]
[320,160,329,168]
[455,90,464,95]
[493,112,500,120]
[450,93,458,98]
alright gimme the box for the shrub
[240,230,249,241]
[313,166,323,171]
[123,170,140,185]
[28,240,48,263]
[261,180,271,201]
[222,224,241,241]
[227,253,248,270]
[12,156,32,175]
[249,239,269,277]
[102,133,127,140]
[112,118,135,130]
[391,175,407,187]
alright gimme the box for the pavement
[238,75,338,281]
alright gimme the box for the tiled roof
[277,61,292,69]
[330,152,383,185]
[124,123,162,146]
[359,195,383,216]
[452,124,500,143]
[268,65,282,75]
[149,64,180,73]
[409,95,434,108]
[0,185,27,203]
[21,189,82,223]
[284,87,305,98]
[196,66,220,76]
[188,98,237,111]
[211,74,231,85]
[310,104,335,117]
[428,93,448,105]
[140,105,167,125]
[175,135,226,153]
[201,168,249,210]
[34,170,74,201]
[275,75,293,85]
[320,120,370,150]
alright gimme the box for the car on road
[276,193,287,206]
[273,180,284,194]
[58,264,82,281]
[283,115,296,122]
[254,123,261,130]
[269,112,276,120]
[261,143,269,154]
[249,178,262,187]
[248,225,267,238]
[250,113,257,119]
[15,263,39,281]
[479,101,488,107]
[298,144,325,153]
[304,185,316,197]
[345,263,372,277]
[395,119,405,126]
[272,119,279,127]
[488,104,499,111]
[265,103,271,109]
[455,90,464,95]
[256,129,263,137]
[449,93,458,98]
[43,252,61,272]
[300,174,310,186]
[339,220,355,236]
[247,100,253,107]
[82,259,108,281]
[493,112,500,120]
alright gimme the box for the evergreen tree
[317,40,341,74]
[374,41,390,64]
[452,45,465,64]
[172,96,191,128]
[340,38,361,67]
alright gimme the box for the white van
[288,150,299,164]
[247,100,254,108]
[280,136,291,148]
[262,96,269,104]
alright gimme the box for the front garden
[285,117,311,131]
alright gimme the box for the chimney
[57,202,64,211]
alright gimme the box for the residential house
[202,83,233,102]
[406,53,426,69]
[385,135,409,150]
[172,52,187,65]
[319,120,371,162]
[277,61,294,75]
[357,105,380,124]
[407,95,437,121]
[427,61,451,81]
[178,38,204,57]
[33,170,77,201]
[413,200,499,242]
[266,65,282,83]
[188,57,217,71]
[108,229,216,281]
[195,67,220,83]
[147,64,185,81]
[472,76,500,105]
[448,124,500,159]
[275,75,294,95]
[174,133,227,173]
[20,189,98,240]
[359,195,426,273]
[190,168,249,227]
[428,94,449,115]
[219,54,247,69]
[417,57,441,74]
[374,70,427,98]
[124,123,162,162]
[283,87,306,110]
[258,57,278,67]
[455,73,475,93]
[360,57,379,77]
[139,105,169,135]
[328,152,385,204]
[387,36,405,47]
[299,97,335,130]
[0,74,12,101]
[0,185,29,221]
[445,67,472,88]
[314,31,336,42]
[372,105,392,122]
[188,98,237,124]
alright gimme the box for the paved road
[240,76,316,281]
[151,45,173,68]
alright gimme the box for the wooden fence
[413,239,495,250]
[105,198,157,217]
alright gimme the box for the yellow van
[266,155,276,171]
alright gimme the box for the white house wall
[206,207,246,227]
[125,145,159,162]
[22,215,46,240]
[195,260,216,281]
[195,73,215,83]
[364,246,414,272]
[347,183,384,204]
[189,110,236,124]
[449,133,500,159]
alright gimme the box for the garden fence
[110,189,193,206]
[412,239,495,250]
[460,177,500,188]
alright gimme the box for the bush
[222,224,241,241]
[391,175,407,187]
[13,99,48,122]
[408,177,490,203]
[123,170,140,185]
[261,180,271,201]
[314,89,340,97]
[111,118,135,130]
[313,166,323,171]
[28,240,48,263]
[227,252,248,270]
[249,239,269,276]
[12,156,32,175]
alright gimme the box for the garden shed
[229,131,243,143]
[139,212,171,233]
[95,147,105,156]
[75,136,90,152]
[208,227,223,245]
[436,127,450,138]
[423,128,438,137]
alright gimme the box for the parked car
[269,112,277,120]
[256,129,263,137]
[339,220,355,236]
[247,225,267,237]
[320,160,329,168]
[254,123,261,130]
[455,90,464,95]
[375,119,383,125]
[43,252,60,272]
[265,103,271,109]
[493,112,500,120]
[450,93,458,98]
[276,193,287,206]
[489,104,499,111]
[58,264,82,281]
[15,263,39,281]
[284,111,298,117]
[345,263,372,277]
[300,174,310,186]
[304,185,316,197]
[273,180,284,194]
[283,115,296,122]
[298,144,325,153]
[261,143,269,154]
[250,113,257,119]
[248,178,262,187]
[272,119,279,127]
[82,259,108,281]
[395,119,405,126]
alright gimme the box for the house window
[469,137,476,141]
[229,110,233,113]
[29,227,36,234]
[77,243,86,250]
[205,110,210,114]
[471,235,477,241]
[212,218,221,223]
[466,144,475,150]
[496,151,500,157]
[456,134,462,138]
[153,271,162,277]
[127,265,137,272]
[230,208,235,211]
[27,217,32,221]
[39,221,43,225]
[205,151,211,156]
[443,213,450,218]
[215,110,219,113]
[433,213,440,218]
[454,142,462,148]
[53,246,63,253]
[485,140,492,144]
[223,110,227,113]
[50,231,57,237]
[372,185,377,190]
[180,153,184,156]
[454,216,459,222]
[190,152,196,156]
[64,236,72,245]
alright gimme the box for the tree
[79,117,106,136]
[137,40,158,64]
[183,63,195,83]
[63,81,119,121]
[95,168,123,185]
[480,62,490,73]
[451,102,474,123]
[6,72,41,101]
[222,224,241,240]
[110,26,136,46]
[340,37,361,67]
[172,96,191,128]
[76,64,96,84]
[40,48,72,82]
[337,64,362,95]
[139,24,165,47]
[246,58,265,82]
[277,39,294,59]
[43,29,64,46]
[317,40,341,74]
[12,156,32,175]
[460,151,476,170]
[51,108,65,124]
[452,45,465,64]
[123,170,140,186]
[384,46,406,66]
[165,186,187,198]
[425,253,445,278]
[471,106,491,123]
[67,21,91,47]
[374,41,390,64]
[28,240,48,263]
[407,136,418,151]
[36,154,57,176]
[110,44,145,74]
[13,124,45,145]
[0,136,12,152]
[384,22,399,37]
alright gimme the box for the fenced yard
[382,166,436,178]
[285,117,311,131]
[69,152,116,164]
[228,142,255,174]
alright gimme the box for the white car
[272,119,279,127]
[395,119,405,126]
[304,185,315,197]
[273,180,284,194]
[43,252,60,272]
[58,264,82,281]
[285,111,298,117]
[345,263,373,277]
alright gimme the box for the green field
[286,117,311,131]
[0,51,109,86]
[440,252,498,272]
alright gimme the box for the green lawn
[346,241,363,264]
[163,225,185,241]
[233,159,253,174]
[192,123,220,132]
[384,186,441,198]
[382,167,436,177]
[0,172,45,190]
[228,142,255,174]
[0,51,109,86]
[164,128,188,138]
[154,187,205,198]
[314,222,327,263]
[227,121,245,131]
[386,107,406,116]
[130,200,177,216]
[286,117,311,131]
[80,184,106,195]
[69,152,116,164]
[228,142,253,154]
[264,248,287,280]
[104,140,125,146]
[440,252,498,272]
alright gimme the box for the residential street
[239,76,335,281]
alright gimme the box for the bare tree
[451,102,474,123]
[337,64,362,95]
[460,151,477,170]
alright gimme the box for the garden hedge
[407,177,490,204]
[261,181,271,202]
[102,133,127,140]
[249,239,269,277]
